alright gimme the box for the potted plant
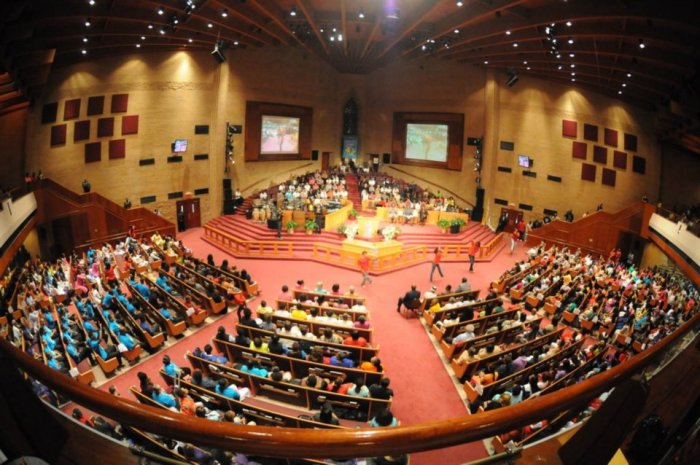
[348,208,358,220]
[337,224,347,237]
[286,220,298,234]
[450,217,466,234]
[437,219,451,234]
[305,219,318,235]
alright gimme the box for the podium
[357,217,379,239]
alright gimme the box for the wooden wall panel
[74,120,90,142]
[111,94,129,113]
[562,120,577,138]
[42,103,58,124]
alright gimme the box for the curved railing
[2,309,698,459]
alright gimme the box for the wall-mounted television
[518,155,531,168]
[172,139,188,153]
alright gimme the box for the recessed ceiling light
[84,18,91,27]
[484,60,489,64]
[513,43,518,47]
[358,10,365,19]
[141,35,145,40]
[550,23,555,27]
[148,24,153,29]
[456,1,464,7]
[338,34,343,42]
[81,49,87,55]
[556,53,561,59]
[83,37,88,43]
[330,36,335,42]
[568,38,574,44]
[159,28,166,34]
[88,0,96,5]
[569,53,575,58]
[188,37,193,43]
[627,73,632,77]
[207,22,213,28]
[523,60,528,64]
[566,21,572,27]
[639,39,646,49]
[234,40,239,46]
[157,7,164,15]
[332,27,337,32]
[571,72,576,76]
[571,64,575,68]
[618,90,622,95]
[454,29,460,34]
[421,45,427,51]
[558,65,563,70]
[571,78,576,82]
[136,43,141,48]
[526,67,531,70]
[622,83,627,87]
[290,6,297,17]
[221,9,228,18]
[505,30,511,35]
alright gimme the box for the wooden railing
[479,232,505,258]
[310,243,428,273]
[203,224,294,257]
[1,309,698,459]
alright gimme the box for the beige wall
[23,49,670,226]
[0,108,28,189]
[483,72,661,226]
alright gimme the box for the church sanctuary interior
[2,1,700,465]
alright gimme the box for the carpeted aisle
[103,226,530,464]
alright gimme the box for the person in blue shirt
[46,353,64,372]
[129,279,150,299]
[155,273,173,294]
[329,352,355,368]
[215,379,240,400]
[249,361,268,378]
[162,355,182,377]
[102,291,114,309]
[159,306,183,323]
[151,385,179,409]
[42,330,57,351]
[369,408,399,428]
[202,344,228,364]
[83,319,96,333]
[118,331,136,351]
[108,317,120,335]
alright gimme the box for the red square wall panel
[604,128,618,147]
[572,141,587,159]
[593,146,608,164]
[64,98,81,120]
[50,124,67,146]
[562,120,577,138]
[97,117,114,137]
[583,124,598,142]
[121,115,139,135]
[87,96,105,116]
[613,151,627,169]
[581,163,596,182]
[111,94,129,113]
[74,120,91,142]
[109,139,126,159]
[602,168,616,187]
[85,142,101,163]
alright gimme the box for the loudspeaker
[223,179,232,190]
[311,150,319,161]
[472,187,485,222]
[382,153,391,164]
[224,189,233,201]
[211,48,226,64]
[194,125,209,135]
[223,199,236,214]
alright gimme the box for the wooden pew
[51,305,95,385]
[276,299,369,322]
[191,259,260,298]
[235,324,379,362]
[143,272,207,326]
[212,339,383,387]
[173,264,228,314]
[423,290,482,326]
[126,281,186,337]
[444,316,544,361]
[435,306,516,343]
[94,300,142,362]
[267,313,373,343]
[113,293,166,350]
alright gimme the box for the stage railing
[203,224,294,257]
[2,309,698,460]
[310,243,428,273]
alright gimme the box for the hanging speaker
[223,179,232,190]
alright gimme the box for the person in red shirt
[468,241,480,273]
[343,330,369,347]
[358,251,372,286]
[430,247,444,281]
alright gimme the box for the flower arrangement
[381,225,401,241]
[343,222,359,240]
[348,208,359,220]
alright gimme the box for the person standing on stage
[510,229,520,255]
[468,241,480,273]
[358,251,372,286]
[430,247,444,282]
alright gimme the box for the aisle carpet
[101,226,530,464]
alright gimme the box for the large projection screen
[405,123,449,162]
[260,115,300,154]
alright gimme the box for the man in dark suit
[397,284,421,313]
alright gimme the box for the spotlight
[618,90,622,95]
[330,36,335,42]
[233,40,239,45]
[505,30,511,35]
[523,60,528,64]
[84,18,91,27]
[83,37,89,43]
[627,73,632,77]
[566,21,572,27]
[81,49,87,55]
[568,38,574,44]
[338,34,343,42]
[571,72,575,76]
[558,65,563,70]
[526,67,531,70]
[188,37,193,43]
[454,29,460,34]
[483,60,489,64]
[88,0,96,5]
[332,27,337,32]
[148,24,153,29]
[571,64,575,68]
[136,43,141,48]
[141,36,145,40]
[556,53,561,59]
[171,15,179,25]
[638,39,645,49]
[569,53,575,58]
[159,28,166,34]
[513,42,518,47]
[456,0,464,6]
[290,6,297,17]
[622,83,627,87]
[157,7,164,15]
[211,41,226,63]
[207,22,213,28]
[221,9,228,18]
[358,10,365,19]
[571,78,576,82]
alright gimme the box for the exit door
[176,198,201,232]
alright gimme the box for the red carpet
[100,227,530,464]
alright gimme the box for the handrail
[2,310,697,459]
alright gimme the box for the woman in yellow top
[290,306,308,321]
[249,337,270,353]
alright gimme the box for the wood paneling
[50,124,66,146]
[73,120,90,142]
[63,98,81,120]
[41,102,57,124]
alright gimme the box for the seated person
[397,285,421,313]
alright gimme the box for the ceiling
[1,0,699,152]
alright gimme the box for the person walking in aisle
[510,229,520,255]
[468,241,480,273]
[430,247,444,281]
[358,251,373,286]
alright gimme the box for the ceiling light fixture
[568,38,574,44]
[136,43,141,48]
[622,83,627,87]
[83,37,88,43]
[141,35,145,40]
[457,1,464,7]
[618,90,622,95]
[358,10,365,19]
[627,73,632,77]
[84,18,91,27]
[566,21,572,27]
[638,38,645,49]
[558,65,563,70]
[158,7,164,15]
[484,60,489,64]
[88,0,96,5]
[571,78,576,82]
[556,53,561,59]
[523,60,528,64]
[454,29,460,34]
[147,23,153,29]
[290,6,297,17]
[571,64,575,68]
[234,41,239,46]
[513,43,518,47]
[338,34,343,42]
[505,30,511,35]
[526,67,531,70]
[188,38,193,43]
[571,72,575,76]
[81,49,87,55]
[207,22,213,28]
[221,9,228,18]
[159,28,165,34]
[569,53,575,58]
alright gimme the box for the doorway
[176,198,201,232]
[321,151,330,171]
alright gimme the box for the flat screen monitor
[173,139,188,153]
[518,155,530,168]
[260,115,300,154]
[405,123,449,162]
